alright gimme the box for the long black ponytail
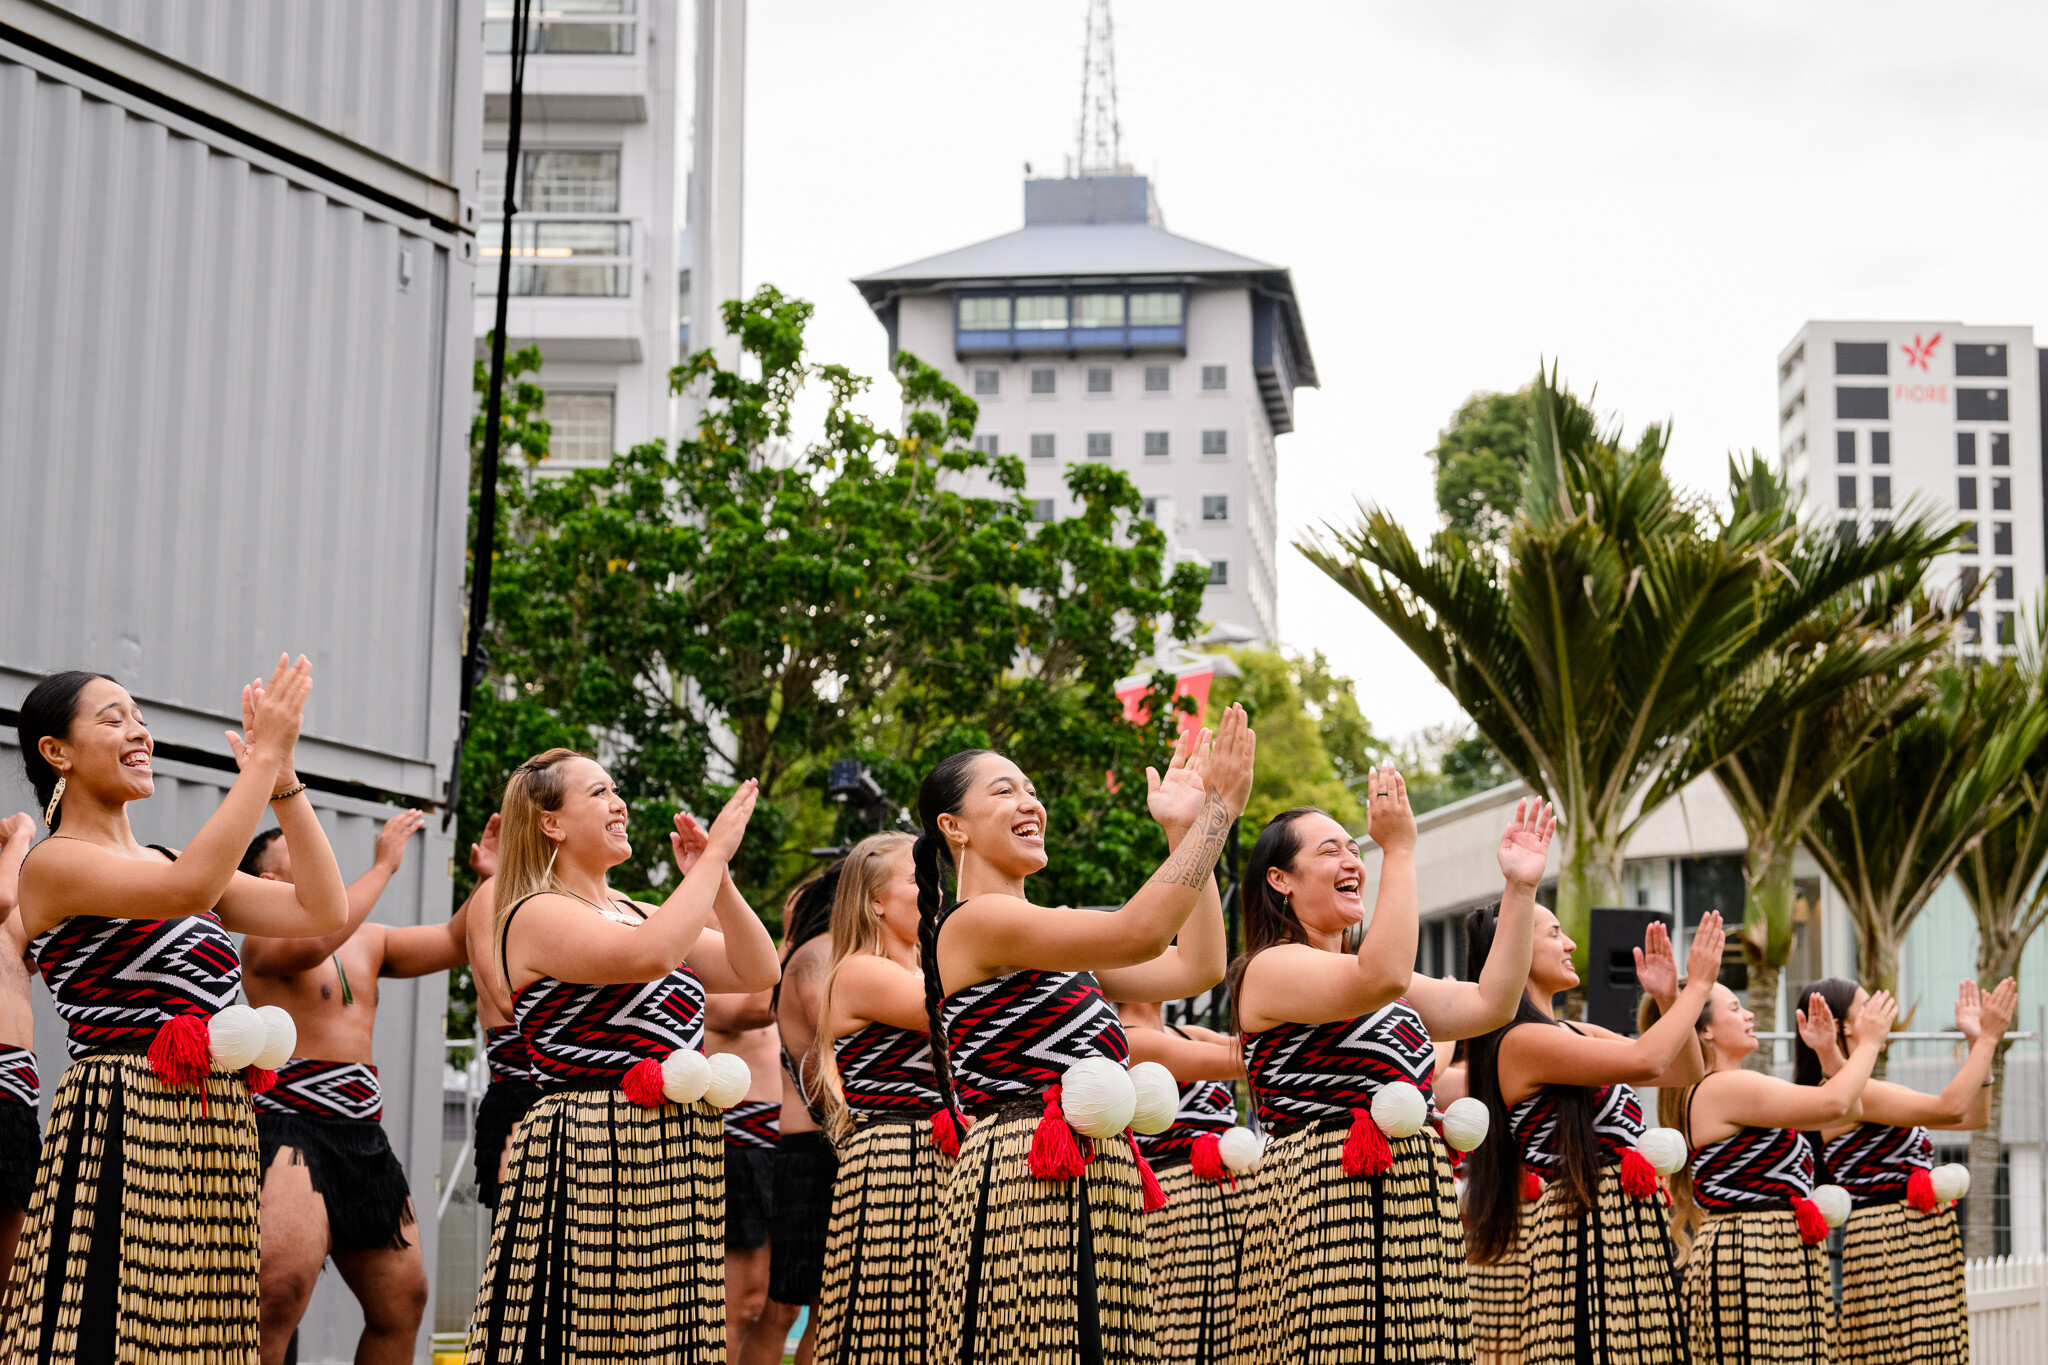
[914,750,991,1128]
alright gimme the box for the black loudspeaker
[1586,907,1673,1036]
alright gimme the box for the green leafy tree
[1398,724,1514,815]
[1300,367,1950,989]
[1430,385,1598,551]
[1207,648,1381,830]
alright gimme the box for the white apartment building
[853,175,1317,644]
[479,1,680,465]
[1778,321,2045,652]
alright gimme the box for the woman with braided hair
[915,711,1255,1365]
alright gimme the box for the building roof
[855,221,1281,286]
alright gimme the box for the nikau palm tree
[1301,368,1953,990]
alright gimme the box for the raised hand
[1497,798,1554,887]
[374,808,426,872]
[1848,989,1897,1051]
[1364,764,1415,856]
[1205,704,1257,820]
[0,813,32,854]
[670,809,710,877]
[225,654,313,791]
[1795,990,1841,1069]
[702,779,759,863]
[1962,976,2019,1044]
[1634,918,1678,1008]
[469,812,501,878]
[1683,910,1726,986]
[1146,723,1213,834]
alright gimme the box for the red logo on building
[1902,332,1942,371]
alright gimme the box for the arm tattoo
[1149,794,1232,888]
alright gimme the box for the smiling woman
[5,659,347,1365]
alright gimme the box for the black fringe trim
[473,1079,541,1210]
[0,1097,41,1214]
[768,1130,838,1305]
[257,1112,413,1251]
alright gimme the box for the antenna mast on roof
[1075,0,1125,177]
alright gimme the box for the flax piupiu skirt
[1232,1118,1475,1364]
[1468,1234,1529,1365]
[1144,1153,1252,1365]
[815,1113,953,1365]
[466,1088,724,1364]
[4,1053,263,1363]
[1522,1165,1684,1364]
[1836,1198,1967,1365]
[1683,1206,1834,1364]
[932,1100,1155,1365]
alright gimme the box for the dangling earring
[42,776,66,830]
[544,842,559,883]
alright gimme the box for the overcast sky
[732,0,2048,742]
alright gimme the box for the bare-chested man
[0,811,40,1328]
[709,978,786,1365]
[240,808,468,1365]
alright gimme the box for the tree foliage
[1429,385,1596,551]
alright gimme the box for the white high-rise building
[1778,321,2044,652]
[479,1,681,465]
[854,175,1317,644]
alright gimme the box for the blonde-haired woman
[808,831,949,1365]
[466,751,780,1364]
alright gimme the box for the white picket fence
[1971,1255,2048,1363]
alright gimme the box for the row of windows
[1835,339,2009,378]
[973,364,1227,397]
[1834,474,2016,515]
[1959,521,2012,555]
[1835,430,1890,464]
[1957,566,2018,600]
[1963,610,2020,648]
[1835,428,2014,467]
[1026,500,1236,587]
[974,430,1231,460]
[1958,476,2013,513]
[1836,386,2009,421]
[960,291,1185,332]
[1958,431,2012,466]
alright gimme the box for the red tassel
[1907,1167,1939,1213]
[930,1108,962,1159]
[1126,1130,1169,1212]
[1619,1147,1659,1200]
[1793,1195,1829,1245]
[1190,1132,1232,1186]
[244,1066,277,1095]
[1521,1168,1544,1202]
[149,1012,213,1089]
[620,1057,666,1108]
[1027,1085,1087,1181]
[1341,1107,1393,1177]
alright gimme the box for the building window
[1836,431,1856,464]
[1991,432,2011,466]
[960,297,1012,331]
[542,391,614,462]
[1030,434,1055,460]
[1031,498,1056,523]
[1142,496,1161,522]
[973,434,999,456]
[1201,495,1229,523]
[1834,341,1889,375]
[1964,610,1982,644]
[1030,368,1057,395]
[1958,433,1977,466]
[1201,365,1227,391]
[1015,295,1068,330]
[1202,430,1229,458]
[1959,477,1979,511]
[1837,476,1856,509]
[1994,522,2013,556]
[1130,292,1184,327]
[1144,431,1170,458]
[1960,521,1979,551]
[1836,387,1888,420]
[1871,519,1892,538]
[1993,477,2011,511]
[1073,294,1125,329]
[1871,476,1891,510]
[1960,566,1980,597]
[1996,566,2016,600]
[1999,611,2018,645]
[1870,430,1890,465]
[1958,388,2009,422]
[485,148,621,213]
[1836,520,1857,546]
[1086,432,1113,459]
[1956,343,2008,377]
[1207,559,1230,587]
[1144,365,1170,392]
[1087,367,1113,394]
[486,12,636,55]
[974,368,1001,395]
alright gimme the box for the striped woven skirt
[1836,1199,1966,1365]
[1523,1165,1683,1364]
[466,1089,724,1364]
[1232,1119,1474,1364]
[1468,1245,1527,1365]
[814,1114,952,1365]
[931,1100,1155,1365]
[3,1053,262,1363]
[1144,1155,1251,1365]
[1683,1207,1834,1364]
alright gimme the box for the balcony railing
[479,216,633,298]
[486,2,638,56]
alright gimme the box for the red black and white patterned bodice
[0,1047,38,1108]
[252,1058,384,1122]
[1823,1122,1933,1204]
[940,968,1129,1107]
[724,1098,780,1149]
[1690,1123,1816,1212]
[1136,1079,1237,1160]
[30,849,244,1058]
[513,965,707,1093]
[834,1022,944,1118]
[1508,1082,1646,1173]
[484,1025,534,1085]
[1245,998,1435,1128]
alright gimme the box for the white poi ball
[1636,1126,1689,1178]
[1218,1125,1263,1174]
[1060,1056,1137,1139]
[1441,1097,1490,1152]
[1932,1163,1971,1202]
[661,1048,711,1105]
[1811,1183,1853,1229]
[1370,1080,1428,1139]
[253,1005,298,1071]
[1128,1061,1180,1135]
[208,1004,266,1071]
[702,1052,752,1109]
